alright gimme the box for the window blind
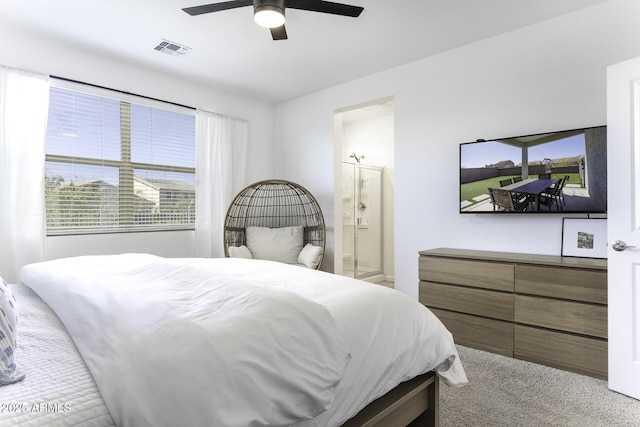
[45,83,196,234]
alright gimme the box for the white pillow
[298,243,323,269]
[0,277,24,385]
[246,226,304,264]
[228,245,253,259]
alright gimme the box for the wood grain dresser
[419,248,608,379]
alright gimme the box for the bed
[2,254,467,426]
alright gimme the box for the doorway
[333,97,394,285]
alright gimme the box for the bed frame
[341,371,439,427]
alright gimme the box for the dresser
[418,248,608,379]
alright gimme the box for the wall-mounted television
[459,125,607,214]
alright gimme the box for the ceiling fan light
[254,5,285,28]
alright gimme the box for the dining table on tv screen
[502,178,555,211]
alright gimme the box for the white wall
[274,0,640,298]
[0,24,276,261]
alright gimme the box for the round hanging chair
[223,179,326,268]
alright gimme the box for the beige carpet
[440,346,640,427]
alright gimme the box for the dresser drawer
[515,295,607,338]
[419,248,608,380]
[420,281,513,321]
[431,308,513,357]
[515,265,607,304]
[419,256,514,292]
[514,325,607,379]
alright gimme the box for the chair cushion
[246,226,304,264]
[298,244,323,269]
[229,245,253,259]
[0,277,24,385]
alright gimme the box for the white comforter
[20,254,467,427]
[1,284,115,427]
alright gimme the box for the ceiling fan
[182,0,364,40]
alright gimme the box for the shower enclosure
[341,162,383,279]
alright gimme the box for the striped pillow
[0,277,24,385]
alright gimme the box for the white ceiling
[0,0,613,103]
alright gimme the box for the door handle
[612,240,636,251]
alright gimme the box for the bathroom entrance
[333,97,394,285]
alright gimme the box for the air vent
[154,40,191,57]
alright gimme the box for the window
[45,82,196,234]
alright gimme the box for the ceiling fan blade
[270,25,288,40]
[286,0,363,17]
[182,0,253,16]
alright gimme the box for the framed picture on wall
[561,218,608,258]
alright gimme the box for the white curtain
[195,110,248,258]
[0,67,50,283]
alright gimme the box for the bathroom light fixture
[254,0,285,28]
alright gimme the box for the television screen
[459,126,607,214]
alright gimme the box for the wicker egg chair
[223,180,326,268]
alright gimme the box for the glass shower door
[341,163,383,279]
[355,165,383,278]
[341,162,356,277]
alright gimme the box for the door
[354,165,383,278]
[607,56,640,400]
[340,163,384,279]
[341,162,356,277]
